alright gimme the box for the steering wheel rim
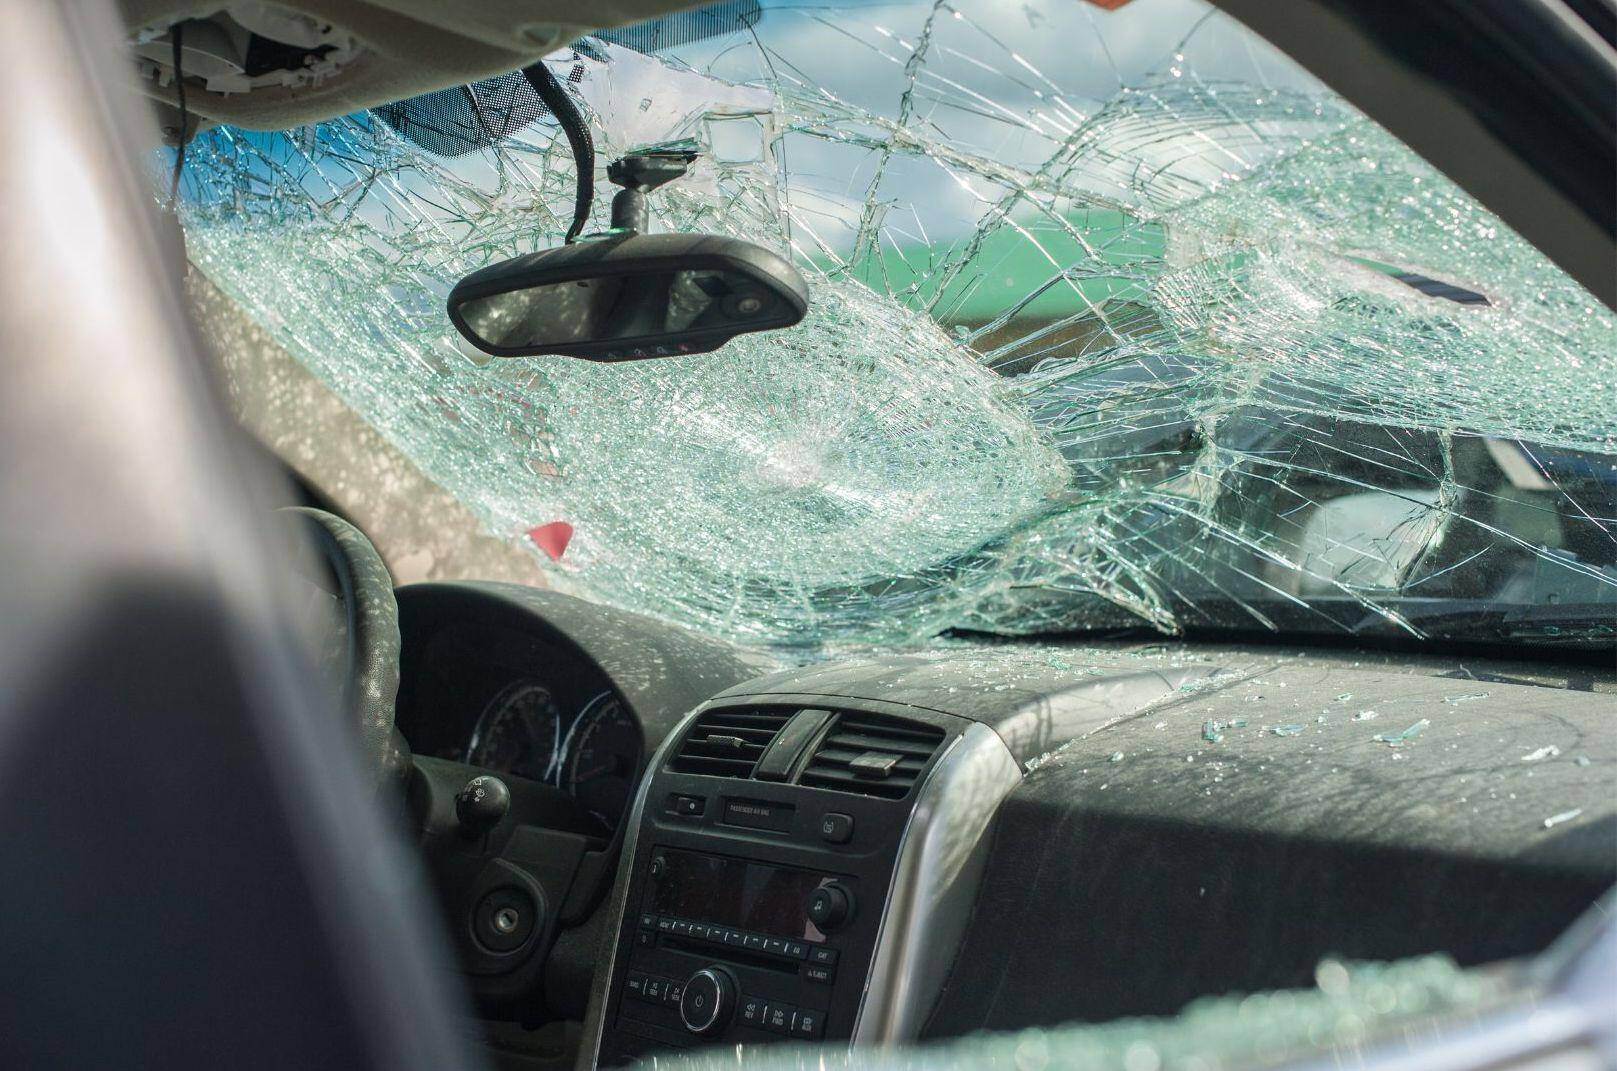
[284,507,403,787]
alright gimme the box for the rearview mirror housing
[447,232,809,362]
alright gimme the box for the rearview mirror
[447,233,808,362]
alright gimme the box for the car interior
[1,2,1613,1071]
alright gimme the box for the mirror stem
[611,188,649,234]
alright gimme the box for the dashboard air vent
[799,711,946,799]
[671,707,794,777]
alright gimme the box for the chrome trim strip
[852,721,1022,1046]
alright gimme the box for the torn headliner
[175,0,1617,653]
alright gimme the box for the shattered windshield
[177,0,1617,652]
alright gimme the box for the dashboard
[385,580,1615,1071]
[580,636,1615,1067]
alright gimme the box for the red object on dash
[527,521,573,561]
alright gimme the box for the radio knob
[807,882,854,932]
[679,966,736,1036]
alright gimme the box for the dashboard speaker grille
[670,708,794,777]
[798,711,945,799]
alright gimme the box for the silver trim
[851,721,1022,1046]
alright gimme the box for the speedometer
[561,691,642,830]
[465,682,560,783]
[466,681,641,831]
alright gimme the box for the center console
[581,694,1021,1067]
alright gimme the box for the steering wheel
[284,507,608,1010]
[283,507,405,788]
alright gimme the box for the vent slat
[799,770,910,799]
[703,714,795,728]
[833,719,941,743]
[806,747,927,770]
[681,742,766,759]
[686,729,778,744]
[820,732,936,756]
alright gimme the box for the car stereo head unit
[583,700,1021,1068]
[615,847,857,1052]
[647,849,835,944]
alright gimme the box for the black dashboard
[387,581,1615,1069]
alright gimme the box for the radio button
[738,995,765,1026]
[819,812,854,844]
[664,980,684,1007]
[640,914,658,929]
[806,883,853,933]
[721,929,746,947]
[762,1002,794,1034]
[672,920,692,937]
[808,946,838,967]
[763,937,787,956]
[679,967,736,1037]
[783,941,808,959]
[625,973,649,1000]
[790,1008,825,1039]
[635,929,655,948]
[804,964,834,985]
[645,977,668,1003]
[743,933,766,952]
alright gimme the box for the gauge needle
[571,761,618,783]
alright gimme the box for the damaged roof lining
[122,0,717,133]
[174,0,1617,652]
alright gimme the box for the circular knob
[455,774,510,837]
[679,967,736,1036]
[807,882,853,932]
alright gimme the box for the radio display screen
[648,848,831,942]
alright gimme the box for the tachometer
[560,691,642,830]
[466,681,561,783]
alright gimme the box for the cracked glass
[175,0,1617,652]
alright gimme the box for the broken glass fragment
[173,0,1617,653]
[1268,724,1305,737]
[1542,808,1584,830]
[1520,745,1562,763]
[1201,716,1247,742]
[1373,718,1430,747]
